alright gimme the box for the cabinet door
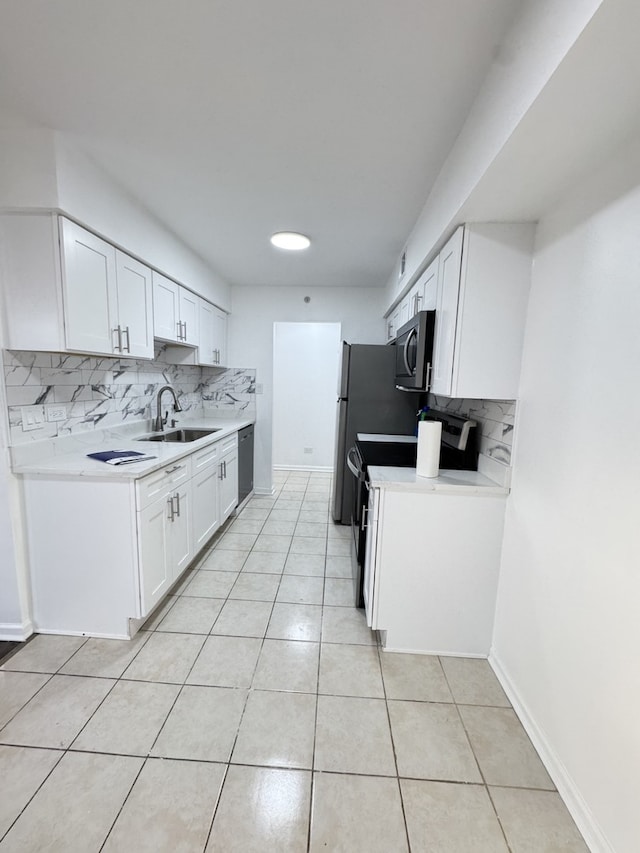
[115,251,153,359]
[213,309,227,366]
[419,255,439,311]
[198,299,216,366]
[179,288,199,347]
[152,271,180,342]
[138,495,172,616]
[363,487,380,628]
[399,294,411,327]
[60,218,118,355]
[169,483,192,580]
[431,227,463,396]
[192,462,220,552]
[219,449,238,522]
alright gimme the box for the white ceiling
[0,0,524,288]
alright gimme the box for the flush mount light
[270,231,311,251]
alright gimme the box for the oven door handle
[403,327,417,376]
[346,446,363,479]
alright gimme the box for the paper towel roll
[416,420,442,478]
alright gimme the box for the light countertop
[13,417,254,480]
[367,465,509,495]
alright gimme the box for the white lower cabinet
[138,496,172,616]
[136,457,193,616]
[218,434,239,523]
[22,429,243,638]
[191,442,221,552]
[364,486,507,656]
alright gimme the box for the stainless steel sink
[136,428,220,443]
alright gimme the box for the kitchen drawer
[136,457,192,509]
[192,441,220,472]
[218,433,238,456]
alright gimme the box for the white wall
[228,285,386,492]
[54,135,231,311]
[273,322,341,469]
[491,135,640,853]
[0,125,231,310]
[0,125,58,209]
[384,0,603,307]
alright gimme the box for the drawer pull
[164,465,182,475]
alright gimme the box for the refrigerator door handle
[346,446,363,479]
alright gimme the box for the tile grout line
[376,641,413,853]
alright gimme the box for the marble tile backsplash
[429,395,516,466]
[3,347,256,446]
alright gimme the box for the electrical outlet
[47,405,67,422]
[255,383,264,395]
[21,406,45,431]
[304,447,313,454]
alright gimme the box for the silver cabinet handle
[425,362,433,390]
[113,325,123,352]
[122,326,131,353]
[361,505,368,532]
[164,465,182,475]
[224,460,227,477]
[173,492,180,517]
[176,320,182,340]
[182,321,187,341]
[167,496,175,521]
[219,462,224,480]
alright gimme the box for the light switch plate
[21,406,45,431]
[255,383,263,395]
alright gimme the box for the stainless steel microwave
[394,310,436,391]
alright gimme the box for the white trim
[0,619,33,642]
[489,651,613,853]
[381,645,487,657]
[254,486,276,496]
[273,465,333,473]
[33,627,130,640]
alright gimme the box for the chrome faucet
[154,385,183,432]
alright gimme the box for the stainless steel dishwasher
[238,424,254,508]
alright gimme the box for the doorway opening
[272,322,341,470]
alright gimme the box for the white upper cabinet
[198,298,215,366]
[61,219,153,359]
[60,219,118,355]
[114,251,154,358]
[152,271,199,347]
[213,306,227,367]
[152,272,180,341]
[431,223,535,399]
[417,254,439,311]
[167,297,227,367]
[1,213,154,358]
[431,227,464,395]
[178,288,199,347]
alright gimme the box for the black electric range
[348,410,478,608]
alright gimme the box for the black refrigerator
[331,343,418,524]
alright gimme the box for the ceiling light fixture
[270,231,311,251]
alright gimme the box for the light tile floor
[0,469,590,852]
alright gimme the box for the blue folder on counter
[87,450,157,466]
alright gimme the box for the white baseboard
[254,486,276,496]
[489,651,613,853]
[0,619,33,642]
[34,627,130,640]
